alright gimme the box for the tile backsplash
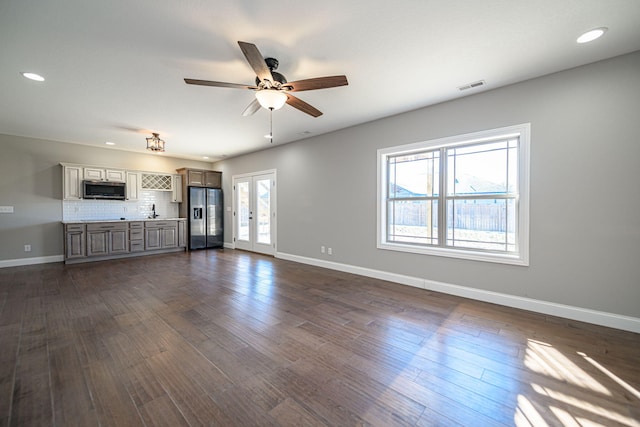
[63,191,179,221]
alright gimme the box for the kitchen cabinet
[177,219,186,248]
[145,221,178,250]
[86,222,129,256]
[140,173,173,191]
[177,168,221,188]
[84,167,126,182]
[129,221,144,252]
[63,220,186,264]
[126,172,140,201]
[172,175,182,203]
[62,165,83,200]
[64,224,85,258]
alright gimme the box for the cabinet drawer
[129,221,143,229]
[130,241,145,252]
[130,229,144,239]
[145,221,175,228]
[65,224,85,232]
[87,222,127,232]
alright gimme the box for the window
[377,124,530,265]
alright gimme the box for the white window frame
[377,123,530,266]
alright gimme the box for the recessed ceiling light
[577,27,607,44]
[264,134,273,139]
[105,141,115,146]
[202,156,209,159]
[21,72,45,82]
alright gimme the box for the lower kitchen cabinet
[178,219,186,248]
[86,223,129,256]
[129,221,144,252]
[145,221,178,250]
[63,219,187,264]
[65,224,85,258]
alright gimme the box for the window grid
[378,124,529,265]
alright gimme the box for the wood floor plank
[9,296,52,427]
[49,344,99,426]
[0,250,638,426]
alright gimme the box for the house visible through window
[377,124,530,265]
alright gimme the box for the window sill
[377,241,529,266]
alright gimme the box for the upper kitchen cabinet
[177,168,221,188]
[62,164,83,200]
[84,167,126,182]
[172,175,182,203]
[126,171,140,201]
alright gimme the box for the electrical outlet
[328,247,333,255]
[24,244,31,252]
[0,206,14,213]
[321,246,325,254]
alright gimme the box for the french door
[233,171,276,255]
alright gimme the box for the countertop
[62,218,186,224]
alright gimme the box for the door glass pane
[256,178,271,245]
[238,181,250,241]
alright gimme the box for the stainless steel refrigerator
[188,187,223,249]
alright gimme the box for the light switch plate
[0,206,14,213]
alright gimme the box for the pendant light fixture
[146,133,165,152]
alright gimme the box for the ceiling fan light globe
[255,89,287,110]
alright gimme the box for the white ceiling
[2,0,640,161]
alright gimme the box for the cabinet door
[126,172,139,201]
[63,166,83,200]
[66,231,85,258]
[106,169,126,182]
[145,228,162,250]
[162,227,178,248]
[84,168,105,181]
[187,170,205,186]
[205,171,221,188]
[177,221,186,248]
[110,229,129,254]
[172,175,182,203]
[87,231,109,256]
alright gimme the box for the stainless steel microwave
[82,180,126,200]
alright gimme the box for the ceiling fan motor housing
[255,58,287,86]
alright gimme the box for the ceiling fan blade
[242,98,261,116]
[286,94,323,117]
[285,75,348,92]
[184,78,257,90]
[238,41,273,83]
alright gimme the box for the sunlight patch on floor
[514,394,550,427]
[578,351,640,400]
[532,383,639,427]
[524,339,610,395]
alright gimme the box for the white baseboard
[276,252,640,334]
[0,255,64,268]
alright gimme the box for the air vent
[458,80,486,91]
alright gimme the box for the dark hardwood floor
[0,249,638,426]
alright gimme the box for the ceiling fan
[184,41,348,118]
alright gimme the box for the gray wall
[0,135,210,261]
[214,51,640,318]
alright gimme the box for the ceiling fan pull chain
[269,107,274,143]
